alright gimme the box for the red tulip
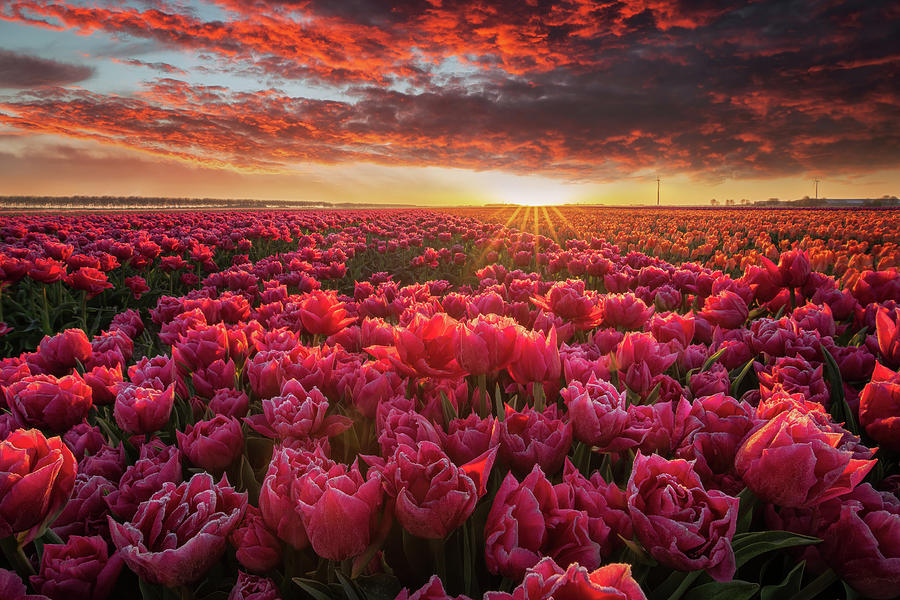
[627,452,738,581]
[859,362,900,452]
[295,460,383,561]
[367,312,463,378]
[0,429,77,543]
[229,505,283,573]
[35,329,92,376]
[177,414,244,472]
[228,572,282,600]
[29,535,123,600]
[531,280,603,331]
[64,267,113,298]
[777,249,811,288]
[499,405,572,477]
[876,307,900,368]
[485,465,599,579]
[110,473,246,587]
[507,327,561,388]
[561,374,631,453]
[486,557,647,600]
[381,441,496,539]
[113,383,175,435]
[457,314,521,375]
[736,408,876,507]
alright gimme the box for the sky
[0,0,898,206]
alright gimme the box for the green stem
[462,518,475,597]
[41,529,63,545]
[0,536,35,578]
[281,544,296,590]
[41,286,51,335]
[794,569,839,600]
[573,441,592,476]
[178,585,195,600]
[532,382,545,412]
[428,538,447,585]
[477,373,487,416]
[81,291,88,334]
[649,570,701,600]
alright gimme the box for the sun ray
[549,206,576,241]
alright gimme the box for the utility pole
[815,178,819,200]
[656,176,660,206]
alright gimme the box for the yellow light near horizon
[490,174,576,207]
[508,197,560,207]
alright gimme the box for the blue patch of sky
[0,16,355,103]
[387,49,485,95]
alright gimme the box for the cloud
[0,49,95,88]
[113,58,188,75]
[0,0,897,182]
[0,0,746,85]
[2,67,896,183]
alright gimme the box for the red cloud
[0,0,734,84]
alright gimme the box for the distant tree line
[710,195,899,208]
[0,196,417,211]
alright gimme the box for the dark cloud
[0,50,95,89]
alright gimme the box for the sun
[508,197,560,207]
[486,173,577,207]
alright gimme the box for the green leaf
[138,579,166,600]
[682,367,700,385]
[848,326,868,347]
[238,454,261,504]
[335,568,365,600]
[572,441,592,477]
[701,347,727,373]
[842,581,862,600]
[683,580,758,600]
[732,531,821,568]
[649,570,702,600]
[440,391,458,427]
[355,575,402,600]
[748,306,769,320]
[643,381,662,405]
[760,560,805,600]
[608,351,619,373]
[293,578,335,600]
[820,343,858,435]
[792,569,838,600]
[735,487,758,534]
[617,535,657,567]
[730,357,758,398]
[625,387,642,407]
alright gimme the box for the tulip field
[1,206,899,600]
